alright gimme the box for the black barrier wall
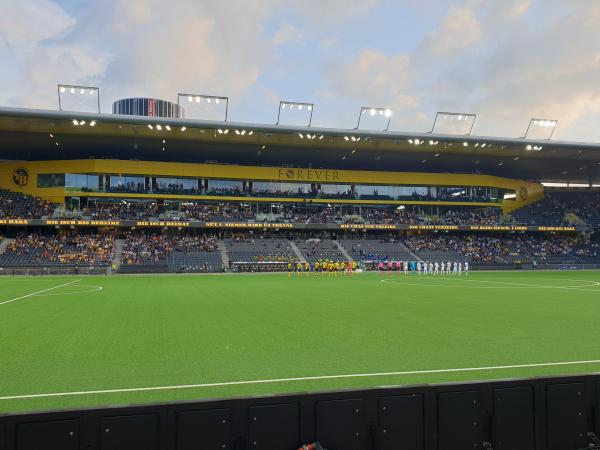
[2,373,600,450]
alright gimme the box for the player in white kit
[404,260,409,275]
[464,261,469,275]
[447,261,451,275]
[417,261,422,275]
[458,262,462,275]
[434,261,439,275]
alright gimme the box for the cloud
[1,0,600,143]
[0,0,75,47]
[0,0,278,111]
[273,23,304,46]
[419,6,481,57]
[331,49,413,104]
[285,0,378,26]
[456,0,600,139]
[319,37,340,49]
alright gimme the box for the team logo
[285,169,295,179]
[519,187,528,200]
[12,168,28,186]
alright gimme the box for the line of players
[378,260,469,275]
[287,259,358,276]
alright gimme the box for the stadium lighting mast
[177,93,229,121]
[356,106,393,131]
[276,101,315,126]
[523,118,558,140]
[430,112,476,135]
[57,84,100,113]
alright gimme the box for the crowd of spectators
[109,181,147,193]
[0,189,56,219]
[121,232,218,264]
[82,202,158,220]
[405,233,597,263]
[4,232,115,265]
[512,196,569,226]
[2,184,600,229]
[181,203,255,222]
[550,192,600,225]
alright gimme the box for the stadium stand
[294,238,346,261]
[0,231,115,267]
[119,232,221,273]
[405,233,599,265]
[3,184,599,229]
[79,201,158,220]
[340,238,415,262]
[550,191,600,226]
[0,189,57,219]
[511,195,568,225]
[224,236,297,263]
[181,203,255,222]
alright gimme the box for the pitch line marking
[0,279,81,306]
[380,278,600,292]
[33,285,103,297]
[2,359,600,401]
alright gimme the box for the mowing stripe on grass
[2,359,600,401]
[0,279,81,306]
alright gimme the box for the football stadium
[0,88,600,448]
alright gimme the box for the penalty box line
[2,359,600,401]
[0,279,81,306]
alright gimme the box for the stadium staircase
[217,240,231,271]
[289,240,306,263]
[0,238,13,255]
[112,239,126,271]
[334,240,353,261]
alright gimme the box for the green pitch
[1,270,600,414]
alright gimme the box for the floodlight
[430,112,476,135]
[57,84,100,113]
[276,101,315,126]
[177,93,229,121]
[524,118,558,140]
[356,106,393,130]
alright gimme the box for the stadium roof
[0,106,599,184]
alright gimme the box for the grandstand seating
[295,239,346,261]
[119,232,221,272]
[550,191,600,226]
[0,189,57,219]
[405,233,598,264]
[169,251,223,272]
[511,195,568,225]
[224,238,297,262]
[340,238,415,261]
[0,183,598,229]
[0,232,115,267]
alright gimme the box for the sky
[1,0,600,142]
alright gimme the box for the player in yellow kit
[287,261,292,277]
[296,261,302,276]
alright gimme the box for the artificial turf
[1,270,600,413]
